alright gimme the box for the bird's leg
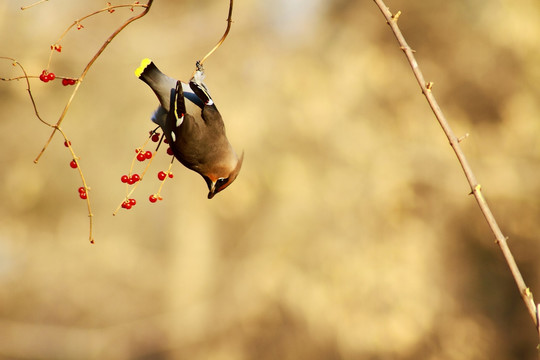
[190,62,213,106]
[192,61,206,86]
[196,60,204,73]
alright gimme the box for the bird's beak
[207,183,216,199]
[203,176,217,199]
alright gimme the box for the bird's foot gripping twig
[192,61,206,85]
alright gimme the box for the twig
[0,57,94,243]
[194,0,234,73]
[372,0,539,336]
[21,0,48,10]
[0,57,52,127]
[3,1,155,243]
[34,0,154,163]
[56,127,95,244]
[112,133,157,216]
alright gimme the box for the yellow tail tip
[135,58,152,78]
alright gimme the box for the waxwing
[135,58,243,199]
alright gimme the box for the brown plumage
[136,59,243,198]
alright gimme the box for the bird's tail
[135,58,176,111]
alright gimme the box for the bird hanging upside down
[135,58,243,199]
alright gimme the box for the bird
[135,58,243,199]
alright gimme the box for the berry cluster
[114,129,178,214]
[62,78,77,86]
[120,173,141,185]
[136,149,153,162]
[121,198,137,210]
[51,44,62,52]
[157,171,173,181]
[78,186,88,199]
[106,2,116,13]
[39,70,55,82]
[39,70,77,86]
[149,131,174,155]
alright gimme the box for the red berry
[144,151,153,159]
[149,195,158,203]
[121,175,129,183]
[62,78,76,86]
[136,152,146,162]
[78,186,86,193]
[121,200,132,210]
[157,171,167,181]
[167,147,173,156]
[127,177,135,185]
[39,70,48,82]
[79,192,87,199]
[163,138,169,144]
[131,173,140,182]
[129,198,136,206]
[151,134,160,142]
[70,160,78,168]
[168,172,174,179]
[46,72,55,81]
[64,140,71,147]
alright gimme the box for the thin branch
[55,127,95,244]
[21,0,48,10]
[372,0,539,334]
[0,57,52,127]
[3,1,155,244]
[35,0,154,163]
[112,133,157,216]
[196,0,234,71]
[0,57,94,243]
[45,2,149,72]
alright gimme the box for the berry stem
[56,128,94,243]
[34,0,154,163]
[113,130,157,216]
[151,157,175,202]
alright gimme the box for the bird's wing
[166,81,187,134]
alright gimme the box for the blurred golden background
[1,0,540,358]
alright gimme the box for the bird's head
[203,151,244,199]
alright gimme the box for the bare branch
[196,0,234,71]
[373,0,539,336]
[35,0,155,163]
